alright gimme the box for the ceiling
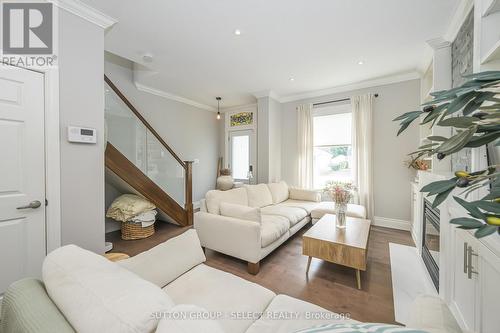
[82,0,461,108]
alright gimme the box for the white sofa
[195,181,366,274]
[1,229,463,333]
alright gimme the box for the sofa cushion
[206,187,248,214]
[155,304,225,333]
[261,215,290,248]
[164,264,275,333]
[291,323,428,332]
[118,229,206,288]
[267,181,289,204]
[261,205,308,226]
[289,188,321,202]
[310,202,367,220]
[278,199,320,214]
[245,295,353,333]
[43,245,174,333]
[220,202,261,223]
[245,184,274,208]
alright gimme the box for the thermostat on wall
[68,126,97,144]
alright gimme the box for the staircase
[104,76,193,226]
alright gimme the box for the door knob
[16,200,42,210]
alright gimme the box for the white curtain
[351,94,374,219]
[297,103,313,189]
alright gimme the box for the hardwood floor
[106,221,414,324]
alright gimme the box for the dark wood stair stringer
[105,143,189,227]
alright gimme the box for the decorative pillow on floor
[293,323,430,333]
[155,304,225,333]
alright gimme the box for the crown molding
[278,71,421,103]
[49,0,117,29]
[221,103,257,113]
[444,0,474,42]
[426,37,452,50]
[134,82,216,112]
[252,90,281,101]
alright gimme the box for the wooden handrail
[104,75,187,170]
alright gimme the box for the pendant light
[216,97,222,120]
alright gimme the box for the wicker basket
[121,222,155,240]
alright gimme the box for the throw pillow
[220,202,261,223]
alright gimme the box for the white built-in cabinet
[449,226,500,333]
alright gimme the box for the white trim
[253,90,281,101]
[49,0,117,29]
[278,71,421,103]
[134,82,216,112]
[373,216,411,231]
[221,103,257,113]
[444,0,474,42]
[44,68,61,253]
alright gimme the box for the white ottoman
[310,201,367,224]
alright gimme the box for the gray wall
[104,53,220,203]
[281,79,420,222]
[58,10,105,253]
[257,96,282,183]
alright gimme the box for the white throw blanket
[130,210,157,227]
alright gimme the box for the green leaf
[438,116,479,128]
[464,71,500,81]
[465,132,500,148]
[444,91,478,116]
[474,225,498,238]
[393,111,422,122]
[432,187,453,208]
[436,126,478,155]
[473,200,500,214]
[450,217,484,229]
[421,179,457,195]
[454,196,486,220]
[427,136,448,141]
[421,103,448,124]
[462,100,482,116]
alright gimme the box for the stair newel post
[184,161,194,226]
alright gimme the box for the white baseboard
[373,216,411,231]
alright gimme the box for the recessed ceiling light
[143,54,154,63]
[234,29,241,36]
[289,77,295,82]
[358,60,364,65]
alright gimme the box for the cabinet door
[477,243,500,333]
[450,228,477,331]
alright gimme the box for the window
[230,131,251,180]
[313,104,353,189]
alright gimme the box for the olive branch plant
[394,71,500,238]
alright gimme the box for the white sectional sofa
[1,230,462,333]
[195,181,366,274]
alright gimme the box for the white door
[229,130,255,183]
[0,66,46,295]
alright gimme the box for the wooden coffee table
[303,214,371,289]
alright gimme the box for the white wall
[257,96,282,183]
[281,79,420,223]
[58,10,105,253]
[104,53,220,203]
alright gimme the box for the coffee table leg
[306,256,312,275]
[356,270,361,289]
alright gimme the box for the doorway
[0,65,47,295]
[229,129,256,183]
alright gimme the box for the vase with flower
[324,181,356,228]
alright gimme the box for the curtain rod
[313,93,379,107]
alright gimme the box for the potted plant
[394,71,500,238]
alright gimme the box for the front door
[229,130,256,183]
[0,65,46,295]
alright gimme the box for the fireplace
[422,198,440,291]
